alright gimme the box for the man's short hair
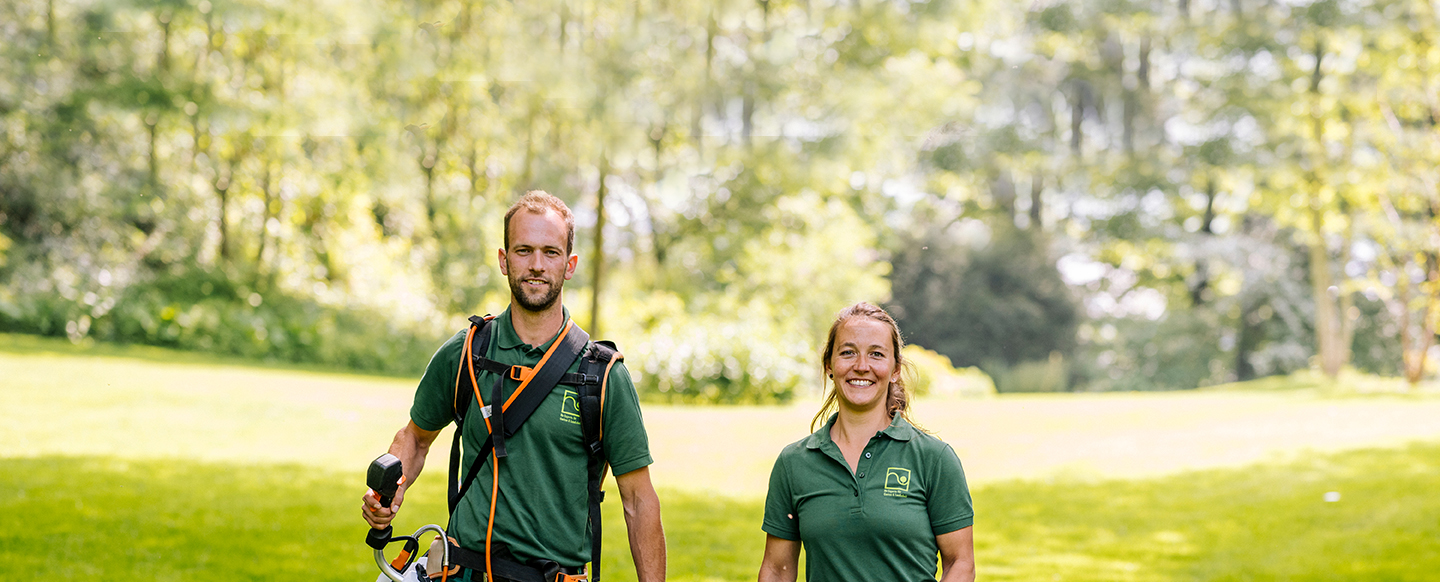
[504,190,576,254]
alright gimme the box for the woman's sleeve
[761,450,801,541]
[928,443,974,535]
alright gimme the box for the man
[362,191,666,582]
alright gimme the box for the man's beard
[507,269,563,313]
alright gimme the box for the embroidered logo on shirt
[884,467,912,497]
[560,389,581,425]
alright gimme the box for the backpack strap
[449,315,496,515]
[446,314,619,582]
[575,340,619,582]
[448,317,591,517]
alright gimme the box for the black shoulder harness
[446,314,621,582]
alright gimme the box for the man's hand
[362,421,441,530]
[361,483,409,529]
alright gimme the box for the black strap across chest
[449,316,590,511]
[443,314,617,582]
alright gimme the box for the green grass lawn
[5,445,1437,581]
[4,334,1439,581]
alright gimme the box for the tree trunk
[589,153,610,337]
[1337,208,1356,365]
[466,143,487,197]
[1400,253,1439,386]
[148,120,160,191]
[1029,172,1043,229]
[1138,35,1151,90]
[990,170,1016,220]
[1235,300,1261,381]
[256,159,276,276]
[696,10,716,157]
[46,0,56,48]
[1123,91,1137,155]
[1188,177,1218,306]
[1306,38,1344,379]
[1069,80,1087,156]
[521,105,536,188]
[1308,206,1343,378]
[215,163,233,263]
[422,142,437,236]
[158,13,172,74]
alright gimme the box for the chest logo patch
[559,390,581,425]
[884,467,912,497]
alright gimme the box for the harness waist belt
[446,542,585,582]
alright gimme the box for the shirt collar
[804,412,916,449]
[493,306,572,351]
[879,414,918,442]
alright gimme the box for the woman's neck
[830,401,891,446]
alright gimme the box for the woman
[757,302,975,582]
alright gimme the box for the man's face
[499,209,576,314]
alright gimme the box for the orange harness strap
[461,320,577,582]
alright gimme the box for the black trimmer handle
[368,453,404,507]
[366,524,394,550]
[366,454,405,549]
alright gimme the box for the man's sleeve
[761,450,800,540]
[600,361,653,476]
[409,329,469,432]
[927,443,974,535]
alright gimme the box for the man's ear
[563,253,577,280]
[498,248,509,276]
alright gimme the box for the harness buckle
[509,365,533,382]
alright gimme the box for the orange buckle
[509,365,533,382]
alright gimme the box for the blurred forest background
[1,0,1437,401]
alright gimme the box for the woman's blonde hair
[810,302,919,432]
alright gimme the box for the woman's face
[826,317,899,411]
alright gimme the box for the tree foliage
[2,0,1436,397]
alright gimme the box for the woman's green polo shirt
[409,308,653,568]
[762,413,973,581]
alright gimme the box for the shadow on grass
[4,443,1438,581]
[0,455,772,582]
[976,441,1440,581]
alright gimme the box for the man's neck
[509,300,567,348]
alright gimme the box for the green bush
[988,352,1070,393]
[630,312,812,405]
[0,265,445,376]
[903,344,996,397]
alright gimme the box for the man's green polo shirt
[410,307,652,567]
[762,413,973,582]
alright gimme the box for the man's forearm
[625,490,666,582]
[388,421,437,496]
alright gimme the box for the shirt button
[858,472,865,478]
[864,452,871,458]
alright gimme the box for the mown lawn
[5,444,1438,581]
[3,334,1439,581]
